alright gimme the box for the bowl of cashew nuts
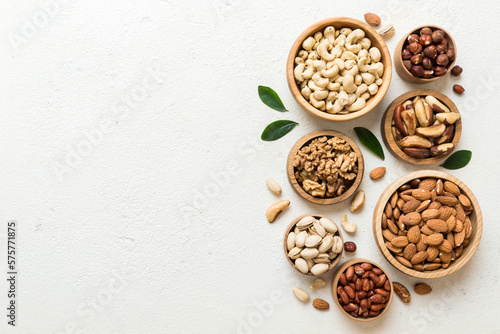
[286,17,392,122]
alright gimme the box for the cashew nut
[375,78,383,86]
[338,91,349,105]
[301,86,312,99]
[266,200,290,223]
[369,47,381,62]
[310,94,325,109]
[345,97,366,111]
[312,60,326,72]
[345,29,365,53]
[360,92,371,100]
[341,51,357,61]
[314,31,323,42]
[302,62,314,80]
[347,93,357,105]
[354,74,362,86]
[307,80,324,91]
[324,26,336,43]
[321,64,339,78]
[327,81,340,91]
[361,73,375,85]
[357,57,371,72]
[358,49,369,59]
[312,72,329,89]
[342,64,359,77]
[317,39,335,61]
[342,74,356,93]
[358,37,371,50]
[294,61,305,82]
[302,37,315,51]
[344,59,356,70]
[368,83,378,95]
[332,58,345,70]
[340,215,357,233]
[326,91,338,102]
[369,62,384,78]
[334,34,346,47]
[339,28,352,36]
[298,50,308,60]
[312,89,328,100]
[355,83,368,98]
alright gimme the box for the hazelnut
[419,34,433,47]
[431,30,445,44]
[411,65,425,77]
[451,65,463,76]
[408,42,423,54]
[422,57,433,70]
[453,84,465,95]
[423,45,437,59]
[344,241,357,252]
[436,44,448,54]
[420,27,433,36]
[434,66,447,76]
[423,70,434,78]
[407,34,420,44]
[436,54,449,66]
[403,60,412,71]
[402,48,413,60]
[446,48,455,61]
[410,54,423,65]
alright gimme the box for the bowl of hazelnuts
[394,25,456,83]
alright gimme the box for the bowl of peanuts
[286,17,392,122]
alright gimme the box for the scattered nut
[364,13,381,26]
[393,282,411,303]
[310,278,327,290]
[344,241,357,252]
[292,287,310,302]
[453,84,465,95]
[293,136,358,198]
[350,190,365,212]
[341,215,357,234]
[450,65,463,76]
[266,178,282,195]
[378,24,395,38]
[313,298,330,310]
[369,167,386,180]
[414,283,432,295]
[266,200,290,223]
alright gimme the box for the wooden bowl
[283,214,344,276]
[286,17,392,122]
[287,130,364,204]
[373,170,483,279]
[394,25,456,84]
[331,258,393,321]
[381,89,461,165]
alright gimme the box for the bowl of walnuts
[286,130,364,205]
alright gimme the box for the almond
[424,233,444,246]
[438,239,453,253]
[422,209,440,221]
[386,241,403,254]
[292,287,310,302]
[396,256,412,268]
[427,219,448,233]
[402,200,421,214]
[403,243,417,261]
[391,236,409,248]
[458,194,471,207]
[414,283,432,295]
[418,178,437,192]
[410,251,428,264]
[416,235,427,252]
[412,189,432,201]
[426,246,440,261]
[364,13,381,26]
[402,212,421,226]
[420,224,434,235]
[436,196,458,206]
[407,225,421,243]
[446,216,457,233]
[438,206,453,221]
[443,181,460,196]
[383,229,397,242]
[424,263,441,270]
[454,229,466,247]
[313,298,330,310]
[370,167,386,180]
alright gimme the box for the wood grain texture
[283,214,343,276]
[286,17,392,122]
[286,130,364,205]
[394,25,457,84]
[331,258,394,322]
[372,170,483,279]
[381,89,462,165]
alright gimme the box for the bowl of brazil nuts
[286,130,364,204]
[284,214,344,276]
[331,258,393,321]
[394,25,456,83]
[373,170,483,279]
[286,17,392,122]
[381,89,461,165]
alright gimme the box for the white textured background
[1,0,499,333]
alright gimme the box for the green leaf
[354,127,385,160]
[261,120,298,141]
[258,86,287,112]
[440,150,472,170]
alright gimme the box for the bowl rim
[394,25,457,83]
[286,130,364,205]
[286,17,392,122]
[331,258,394,321]
[381,89,462,165]
[372,170,483,279]
[283,213,344,276]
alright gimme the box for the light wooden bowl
[331,258,393,321]
[283,214,344,276]
[373,170,483,279]
[394,25,457,84]
[381,89,462,165]
[287,130,364,204]
[286,17,392,122]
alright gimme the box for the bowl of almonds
[373,170,483,279]
[284,214,344,276]
[382,89,461,165]
[331,258,393,321]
